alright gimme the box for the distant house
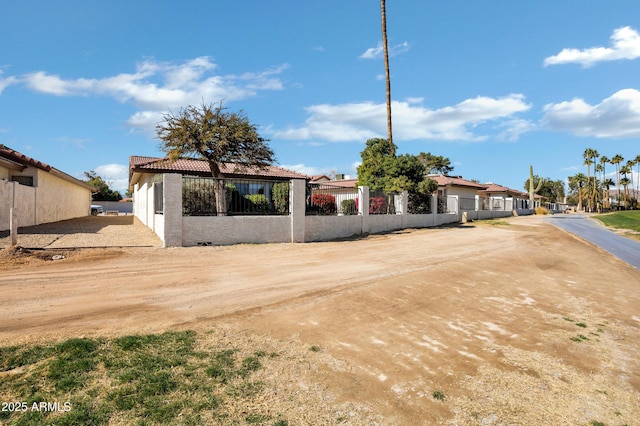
[0,144,95,231]
[429,174,488,212]
[479,182,531,210]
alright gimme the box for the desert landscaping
[1,214,639,425]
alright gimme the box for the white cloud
[0,71,18,94]
[544,26,640,67]
[360,41,410,59]
[280,163,327,177]
[94,163,129,192]
[16,57,288,133]
[542,89,640,138]
[496,119,536,142]
[272,94,531,143]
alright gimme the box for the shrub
[341,199,357,215]
[272,182,289,213]
[535,206,550,215]
[244,194,270,213]
[369,197,386,214]
[311,193,336,215]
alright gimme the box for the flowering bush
[311,193,337,215]
[369,197,386,214]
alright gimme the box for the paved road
[546,214,640,270]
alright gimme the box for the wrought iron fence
[182,177,290,216]
[479,197,491,210]
[459,197,476,211]
[369,190,397,215]
[306,183,358,215]
[408,193,432,214]
[437,195,458,214]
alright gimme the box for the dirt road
[1,215,639,425]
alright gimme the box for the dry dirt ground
[1,215,639,425]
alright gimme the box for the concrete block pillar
[431,193,438,216]
[358,186,369,234]
[398,191,408,215]
[290,179,306,243]
[10,208,18,246]
[162,173,183,247]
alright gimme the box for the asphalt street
[546,214,640,270]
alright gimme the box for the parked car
[91,204,104,215]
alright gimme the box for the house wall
[34,169,92,224]
[134,174,530,247]
[1,167,91,231]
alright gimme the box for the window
[11,176,34,187]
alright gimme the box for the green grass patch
[570,334,590,342]
[432,390,446,401]
[594,210,640,232]
[0,330,288,425]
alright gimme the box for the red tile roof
[129,156,310,180]
[480,183,528,197]
[0,144,52,172]
[429,174,488,189]
[314,178,359,189]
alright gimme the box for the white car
[91,204,104,215]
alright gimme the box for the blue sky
[2,1,640,194]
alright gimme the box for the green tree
[620,163,632,208]
[583,148,598,211]
[357,138,437,193]
[523,175,564,204]
[568,173,587,210]
[611,154,624,207]
[156,102,275,215]
[417,152,454,175]
[634,154,640,198]
[84,171,122,201]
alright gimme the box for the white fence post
[290,179,306,243]
[358,186,369,234]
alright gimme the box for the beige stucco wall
[34,169,92,224]
[1,167,91,231]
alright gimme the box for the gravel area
[0,215,162,249]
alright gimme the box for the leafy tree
[356,138,437,194]
[417,152,454,175]
[523,175,564,204]
[84,171,122,201]
[568,173,587,210]
[611,154,624,207]
[156,102,275,215]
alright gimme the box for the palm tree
[599,155,609,209]
[611,154,624,208]
[603,178,615,209]
[583,148,596,211]
[380,0,393,145]
[569,173,587,211]
[635,154,640,200]
[620,164,632,208]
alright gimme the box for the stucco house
[129,155,310,244]
[479,182,531,210]
[429,174,488,212]
[0,144,95,231]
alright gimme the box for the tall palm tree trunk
[380,0,393,145]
